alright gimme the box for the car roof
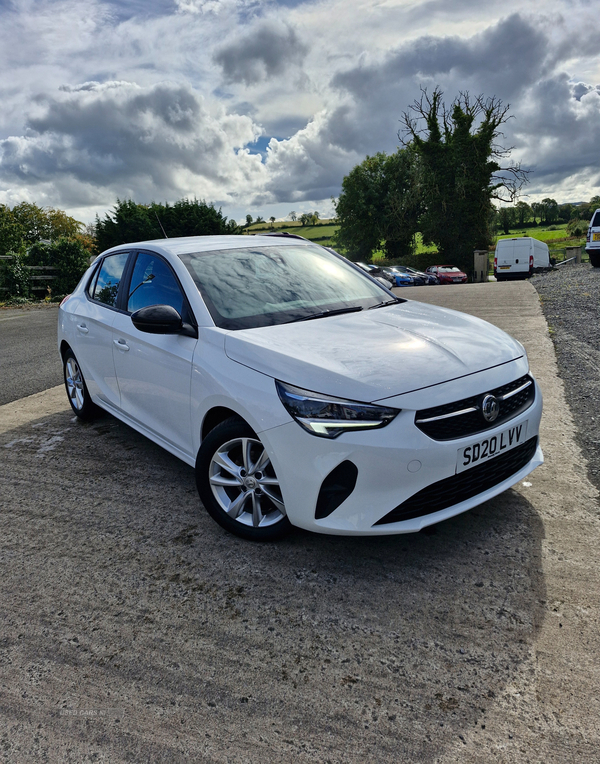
[100,234,314,259]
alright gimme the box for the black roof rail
[252,231,310,241]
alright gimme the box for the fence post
[565,246,582,264]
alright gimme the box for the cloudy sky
[0,0,598,225]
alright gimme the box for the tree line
[495,198,600,235]
[0,202,93,300]
[0,198,238,300]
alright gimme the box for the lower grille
[374,436,538,525]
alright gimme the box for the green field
[494,223,586,257]
[242,219,586,265]
[242,220,338,246]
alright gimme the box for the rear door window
[89,252,130,307]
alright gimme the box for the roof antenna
[154,210,168,238]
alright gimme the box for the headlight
[276,381,400,439]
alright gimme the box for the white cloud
[0,81,266,211]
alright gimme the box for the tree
[558,203,573,224]
[334,149,420,260]
[497,206,516,235]
[245,214,253,227]
[540,198,558,225]
[588,195,600,211]
[299,213,311,226]
[288,211,297,222]
[11,202,81,244]
[95,198,239,252]
[515,201,531,226]
[0,205,25,257]
[269,216,276,228]
[531,202,543,224]
[400,87,529,276]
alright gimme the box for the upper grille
[374,436,538,525]
[415,374,535,441]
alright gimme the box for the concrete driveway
[0,282,598,762]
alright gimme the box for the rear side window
[90,253,130,307]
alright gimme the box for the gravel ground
[531,263,600,492]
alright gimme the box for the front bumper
[259,376,543,535]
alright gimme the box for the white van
[494,237,550,281]
[585,208,600,268]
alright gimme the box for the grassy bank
[241,219,587,266]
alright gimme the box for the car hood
[224,300,524,402]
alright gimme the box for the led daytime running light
[276,381,400,439]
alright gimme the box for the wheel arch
[201,406,254,442]
[59,340,72,361]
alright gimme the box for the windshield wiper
[368,298,403,309]
[285,305,364,324]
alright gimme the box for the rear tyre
[63,349,97,420]
[589,251,600,268]
[196,418,292,541]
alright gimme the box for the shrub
[23,237,90,296]
[27,240,53,266]
[1,251,31,298]
[51,238,91,294]
[567,218,589,237]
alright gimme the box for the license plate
[498,265,510,269]
[593,233,600,241]
[456,421,528,474]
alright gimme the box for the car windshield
[439,266,461,272]
[179,244,396,330]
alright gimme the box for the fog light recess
[315,461,358,520]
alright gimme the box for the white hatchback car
[58,235,543,540]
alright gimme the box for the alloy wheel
[208,436,286,528]
[65,357,85,411]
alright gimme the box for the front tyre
[63,349,97,420]
[196,418,292,541]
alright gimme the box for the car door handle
[76,323,89,334]
[113,339,130,351]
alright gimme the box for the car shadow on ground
[0,409,546,762]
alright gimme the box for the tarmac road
[0,304,61,405]
[0,282,598,762]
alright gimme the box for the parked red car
[425,265,468,284]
